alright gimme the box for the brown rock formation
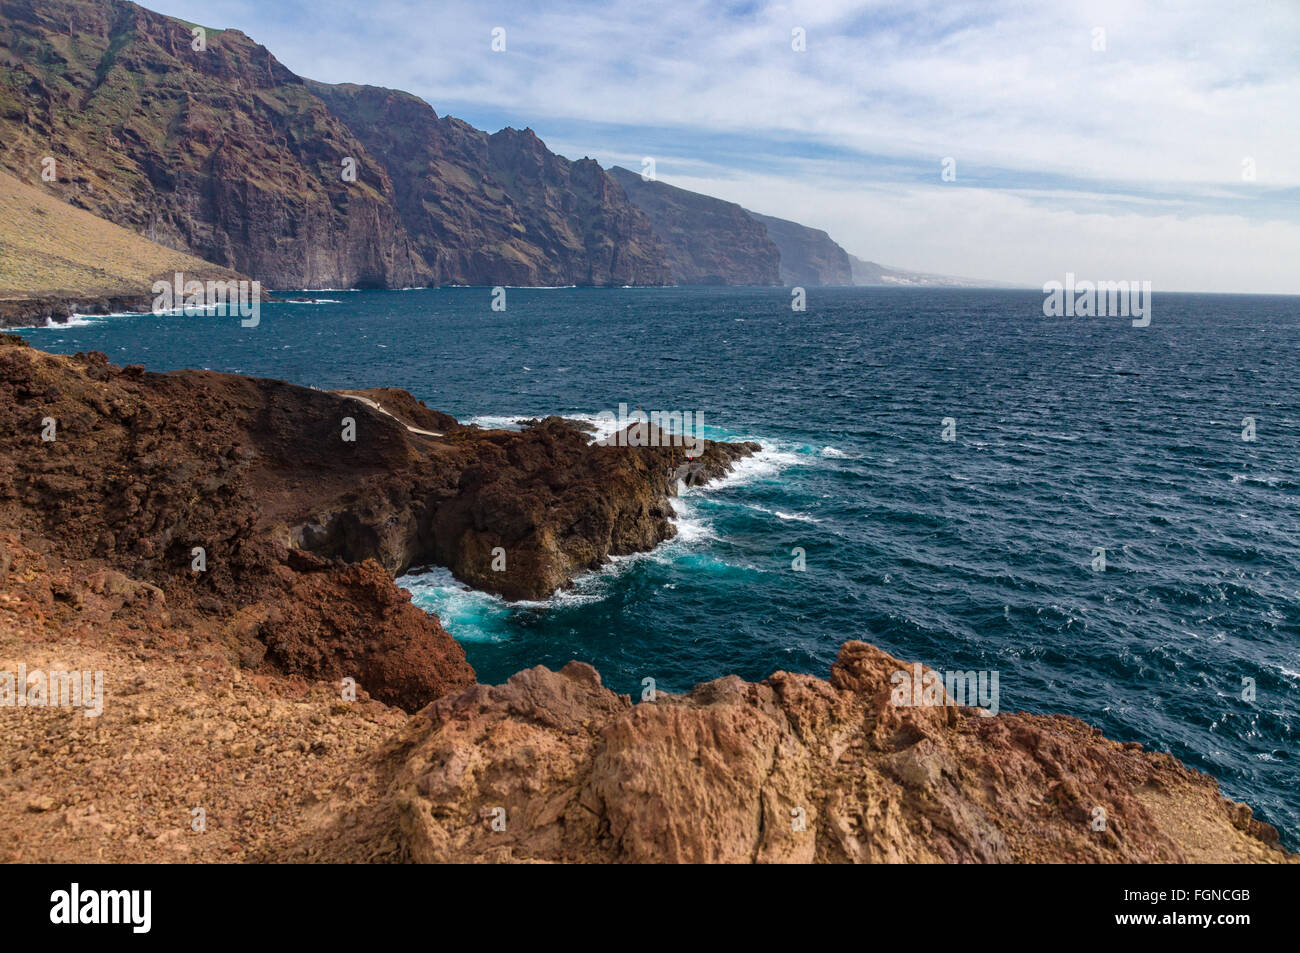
[0,333,755,705]
[0,529,413,863]
[302,642,1291,864]
[0,335,1289,863]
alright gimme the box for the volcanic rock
[305,642,1293,864]
[0,333,757,703]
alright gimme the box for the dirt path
[340,394,443,437]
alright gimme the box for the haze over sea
[17,286,1299,848]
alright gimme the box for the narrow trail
[341,393,444,437]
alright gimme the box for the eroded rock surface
[300,642,1291,864]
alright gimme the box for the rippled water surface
[17,286,1300,847]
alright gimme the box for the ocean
[15,286,1299,848]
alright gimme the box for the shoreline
[0,292,159,330]
[0,290,333,331]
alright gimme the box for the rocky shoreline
[0,291,318,331]
[0,293,164,331]
[0,334,1292,863]
[303,642,1291,863]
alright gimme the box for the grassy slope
[0,170,236,299]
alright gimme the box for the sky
[150,0,1300,293]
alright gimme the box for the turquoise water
[16,286,1300,847]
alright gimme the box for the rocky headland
[0,334,754,707]
[0,334,1291,863]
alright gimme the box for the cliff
[0,0,671,291]
[747,210,854,286]
[602,165,856,286]
[0,0,430,290]
[0,0,880,295]
[0,0,881,293]
[849,254,890,285]
[308,85,670,287]
[300,643,1291,863]
[606,166,780,285]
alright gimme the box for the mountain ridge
[0,0,671,291]
[306,84,670,288]
[0,0,430,289]
[0,0,960,296]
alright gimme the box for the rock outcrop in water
[0,334,756,707]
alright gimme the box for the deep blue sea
[15,286,1300,848]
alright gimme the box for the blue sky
[152,0,1300,292]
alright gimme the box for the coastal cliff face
[0,0,864,294]
[747,210,854,286]
[606,166,780,285]
[309,84,670,288]
[0,0,429,290]
[0,0,668,291]
[604,167,858,287]
[849,254,890,285]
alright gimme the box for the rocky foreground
[299,643,1290,863]
[0,335,1292,863]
